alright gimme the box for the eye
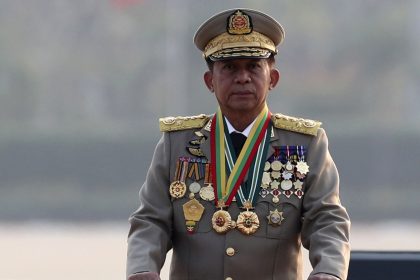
[248,62,261,70]
[222,63,234,70]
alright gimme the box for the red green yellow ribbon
[210,105,271,207]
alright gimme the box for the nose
[234,69,251,84]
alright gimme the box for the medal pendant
[285,161,293,171]
[271,171,281,179]
[169,181,187,198]
[280,179,293,191]
[293,180,303,190]
[270,180,280,190]
[259,188,269,198]
[189,181,201,194]
[295,189,304,199]
[262,172,272,185]
[185,220,197,234]
[282,171,293,180]
[271,160,283,171]
[183,198,205,221]
[199,185,215,201]
[284,190,292,198]
[236,210,260,235]
[183,198,205,234]
[271,189,280,203]
[267,209,285,226]
[296,161,309,175]
[264,161,271,171]
[212,209,235,234]
[296,171,306,180]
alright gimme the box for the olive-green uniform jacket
[127,114,350,280]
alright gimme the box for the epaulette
[271,113,322,136]
[159,114,211,132]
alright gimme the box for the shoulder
[159,114,211,132]
[271,113,322,136]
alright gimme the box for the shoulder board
[159,114,211,132]
[271,113,322,136]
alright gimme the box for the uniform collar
[224,116,256,137]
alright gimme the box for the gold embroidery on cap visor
[203,31,277,60]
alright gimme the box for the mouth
[231,90,254,97]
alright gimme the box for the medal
[236,210,260,235]
[296,146,309,175]
[261,171,272,186]
[169,181,187,198]
[264,161,271,171]
[267,209,284,226]
[200,163,215,201]
[296,161,309,174]
[271,160,282,171]
[283,189,292,198]
[294,180,303,190]
[295,189,304,199]
[199,185,215,201]
[259,188,269,198]
[271,171,281,179]
[169,159,188,199]
[295,171,306,180]
[281,170,293,180]
[281,179,293,190]
[271,189,281,203]
[236,201,259,235]
[212,201,235,233]
[183,198,205,234]
[270,180,280,189]
[189,182,201,194]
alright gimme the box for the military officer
[127,8,350,280]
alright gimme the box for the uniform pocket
[261,197,302,239]
[172,198,213,233]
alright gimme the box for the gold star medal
[267,209,284,226]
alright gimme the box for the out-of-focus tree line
[1,0,419,221]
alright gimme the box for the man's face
[204,58,279,117]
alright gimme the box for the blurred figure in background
[127,8,350,280]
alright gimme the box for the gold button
[225,277,233,280]
[226,247,235,256]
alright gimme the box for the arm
[301,128,350,280]
[127,133,173,279]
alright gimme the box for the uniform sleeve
[301,128,351,280]
[126,133,173,279]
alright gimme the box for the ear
[203,71,214,92]
[269,68,280,90]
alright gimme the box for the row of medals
[169,157,309,235]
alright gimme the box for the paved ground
[1,221,419,280]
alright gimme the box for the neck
[224,112,258,132]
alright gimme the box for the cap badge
[227,10,252,35]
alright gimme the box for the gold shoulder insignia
[159,114,210,132]
[271,113,322,136]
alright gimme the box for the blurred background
[1,0,419,279]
